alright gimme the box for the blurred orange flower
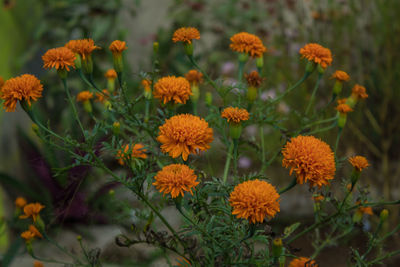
[230,32,266,58]
[221,107,250,124]
[349,156,369,172]
[153,76,192,104]
[300,43,332,68]
[172,27,200,44]
[42,47,76,71]
[19,203,45,222]
[289,257,318,267]
[330,70,350,82]
[76,91,94,102]
[65,39,100,60]
[116,144,147,165]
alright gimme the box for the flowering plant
[1,28,400,267]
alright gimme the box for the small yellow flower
[185,69,203,86]
[105,69,117,80]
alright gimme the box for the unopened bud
[82,55,94,74]
[153,42,159,54]
[380,209,389,222]
[205,92,212,106]
[77,235,82,241]
[272,238,283,258]
[333,80,343,96]
[113,121,121,135]
[337,113,347,128]
[190,85,200,103]
[83,100,92,113]
[247,86,258,103]
[32,123,39,134]
[256,56,264,71]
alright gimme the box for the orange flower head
[153,76,192,104]
[105,69,117,79]
[337,98,347,105]
[42,47,76,71]
[221,107,250,124]
[76,91,93,102]
[245,71,263,87]
[65,39,100,60]
[299,43,332,69]
[356,201,373,215]
[95,89,110,103]
[351,84,368,99]
[153,164,199,198]
[349,156,369,172]
[289,257,318,267]
[185,70,203,85]
[0,74,43,112]
[21,230,36,242]
[15,197,27,208]
[336,103,353,114]
[116,144,147,165]
[34,261,44,267]
[109,40,127,55]
[157,114,213,161]
[331,70,350,82]
[313,195,325,202]
[230,32,267,58]
[28,225,43,239]
[282,135,336,188]
[142,79,152,92]
[19,203,45,222]
[229,179,280,223]
[172,27,200,44]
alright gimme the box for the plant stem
[278,178,297,194]
[271,72,311,104]
[223,141,234,184]
[260,126,266,172]
[62,78,86,139]
[305,73,323,115]
[233,138,239,175]
[334,127,343,155]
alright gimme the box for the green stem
[44,232,81,263]
[302,116,338,130]
[144,99,151,123]
[238,60,245,83]
[305,73,323,115]
[334,127,343,155]
[362,220,383,259]
[192,100,198,116]
[223,141,234,184]
[271,72,311,104]
[233,138,239,175]
[62,78,86,139]
[306,122,337,135]
[117,71,130,110]
[278,177,297,194]
[367,250,400,266]
[260,126,266,172]
[77,69,93,88]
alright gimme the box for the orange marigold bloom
[282,135,336,188]
[19,203,45,222]
[21,225,42,243]
[221,107,250,124]
[153,164,199,198]
[157,114,213,161]
[116,144,147,165]
[34,261,44,267]
[185,69,203,85]
[153,76,192,104]
[336,103,353,114]
[95,89,110,103]
[15,197,27,208]
[313,195,325,202]
[28,225,43,239]
[351,84,368,99]
[229,179,280,223]
[230,32,267,58]
[65,39,100,60]
[337,98,347,105]
[109,40,127,55]
[105,69,117,79]
[76,91,93,102]
[245,71,263,87]
[356,201,373,215]
[330,70,350,82]
[172,27,200,44]
[349,156,369,172]
[0,74,43,112]
[299,43,332,69]
[289,257,318,267]
[142,79,152,92]
[42,47,76,71]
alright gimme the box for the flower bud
[205,92,212,106]
[380,209,389,222]
[247,86,258,103]
[153,42,159,54]
[333,80,343,96]
[346,96,357,108]
[32,123,39,134]
[82,55,94,74]
[113,121,121,135]
[190,84,200,103]
[337,113,347,128]
[107,79,115,94]
[352,210,363,223]
[272,238,283,258]
[112,54,123,73]
[83,100,92,113]
[77,235,82,241]
[74,54,82,69]
[256,56,264,72]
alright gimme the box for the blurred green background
[1,0,400,266]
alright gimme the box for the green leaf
[283,222,301,238]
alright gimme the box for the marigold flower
[15,197,27,208]
[229,179,280,223]
[299,43,332,69]
[153,76,192,104]
[330,70,350,82]
[153,164,199,198]
[351,84,368,99]
[28,225,43,239]
[109,40,127,56]
[221,107,250,124]
[336,103,353,114]
[230,32,266,58]
[0,74,43,112]
[34,261,44,267]
[21,230,36,242]
[185,70,203,85]
[356,201,373,215]
[65,39,100,60]
[289,257,318,267]
[282,135,336,188]
[337,98,347,105]
[142,79,152,92]
[105,69,117,79]
[172,27,200,44]
[245,71,263,87]
[349,156,369,172]
[76,91,94,102]
[95,89,110,103]
[42,47,76,71]
[116,144,147,165]
[19,203,45,222]
[313,195,324,202]
[157,114,213,161]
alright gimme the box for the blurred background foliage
[1,0,400,266]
